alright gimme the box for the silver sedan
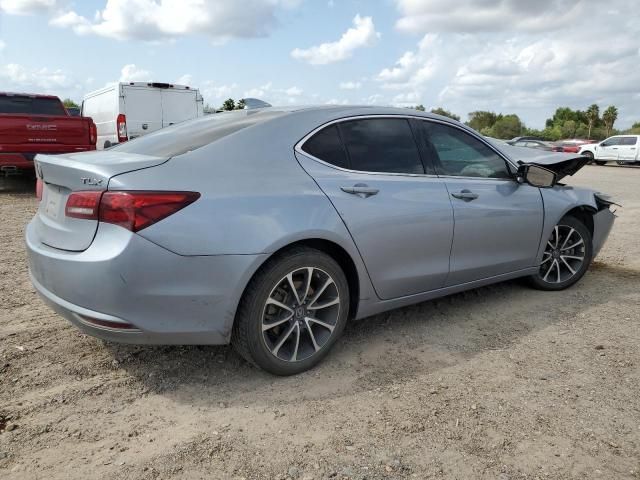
[26,106,616,375]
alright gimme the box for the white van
[82,82,204,149]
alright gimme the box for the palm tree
[586,104,599,139]
[602,105,618,137]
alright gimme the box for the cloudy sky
[0,0,638,128]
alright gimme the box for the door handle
[340,183,379,198]
[451,189,479,201]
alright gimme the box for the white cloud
[49,0,301,42]
[378,0,640,127]
[339,81,361,90]
[394,0,592,34]
[244,81,273,99]
[291,14,380,65]
[201,81,239,102]
[325,98,348,105]
[0,62,91,102]
[285,86,303,96]
[119,64,151,82]
[0,40,6,51]
[175,74,193,86]
[0,0,57,15]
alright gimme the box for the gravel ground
[0,166,639,480]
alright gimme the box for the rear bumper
[26,220,267,345]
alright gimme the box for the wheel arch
[562,205,596,236]
[236,237,365,325]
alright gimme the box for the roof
[0,92,60,99]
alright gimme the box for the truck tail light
[65,191,200,232]
[116,113,127,143]
[89,121,97,145]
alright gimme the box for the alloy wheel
[261,267,341,362]
[539,225,586,284]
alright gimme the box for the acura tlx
[26,105,616,375]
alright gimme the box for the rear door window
[621,137,638,145]
[337,118,424,174]
[301,124,349,168]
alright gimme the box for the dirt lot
[0,166,639,480]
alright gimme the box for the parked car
[0,92,96,176]
[27,106,616,375]
[82,82,204,150]
[506,136,543,145]
[557,139,595,153]
[578,135,640,165]
[510,139,562,152]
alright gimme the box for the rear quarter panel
[108,111,380,307]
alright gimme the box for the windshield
[112,109,285,157]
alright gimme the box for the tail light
[65,191,103,219]
[116,114,127,143]
[65,191,200,232]
[89,121,97,145]
[36,178,43,201]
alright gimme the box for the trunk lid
[34,150,167,251]
[496,143,589,180]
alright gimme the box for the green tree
[488,114,523,139]
[412,104,426,111]
[585,104,599,139]
[221,98,236,111]
[560,120,577,138]
[602,105,618,137]
[235,99,246,110]
[430,107,460,121]
[467,111,498,132]
[62,98,79,109]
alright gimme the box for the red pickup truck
[0,93,97,175]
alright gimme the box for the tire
[594,161,607,166]
[528,216,593,291]
[582,151,594,163]
[232,246,349,375]
[616,161,627,166]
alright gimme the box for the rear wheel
[582,151,594,163]
[232,246,349,375]
[528,216,593,291]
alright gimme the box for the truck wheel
[594,161,607,166]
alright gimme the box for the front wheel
[528,216,593,291]
[232,246,349,375]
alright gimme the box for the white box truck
[81,82,204,149]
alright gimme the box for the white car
[82,82,204,150]
[578,135,640,165]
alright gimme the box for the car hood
[491,142,589,180]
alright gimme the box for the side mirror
[517,164,557,188]
[600,142,608,147]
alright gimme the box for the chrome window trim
[294,114,519,180]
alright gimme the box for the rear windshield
[112,109,285,157]
[0,96,66,115]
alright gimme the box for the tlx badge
[81,177,103,186]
